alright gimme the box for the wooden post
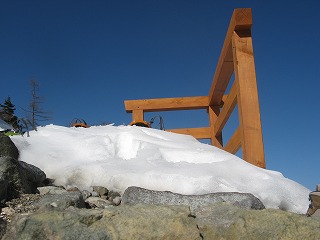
[208,105,223,147]
[132,109,144,121]
[208,8,252,106]
[232,29,265,168]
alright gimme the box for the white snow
[10,124,310,214]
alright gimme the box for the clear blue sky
[1,1,319,190]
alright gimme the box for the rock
[2,186,320,239]
[3,205,200,240]
[17,161,46,193]
[42,178,55,186]
[1,207,15,217]
[112,196,121,206]
[0,136,46,203]
[66,186,81,192]
[85,197,112,209]
[34,192,86,211]
[81,190,91,200]
[91,191,100,197]
[107,190,121,201]
[195,202,320,239]
[307,191,320,216]
[0,156,22,203]
[122,186,265,213]
[0,217,7,239]
[0,159,10,204]
[0,193,44,223]
[0,134,19,160]
[19,161,46,183]
[91,186,108,197]
[37,186,68,195]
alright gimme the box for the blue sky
[1,1,319,190]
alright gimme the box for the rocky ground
[0,193,44,223]
[1,134,320,239]
[1,186,320,239]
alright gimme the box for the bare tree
[28,79,52,128]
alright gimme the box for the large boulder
[2,186,320,239]
[4,200,320,239]
[0,134,46,203]
[17,161,46,193]
[0,218,7,239]
[195,202,320,239]
[35,192,86,211]
[122,186,265,213]
[0,156,21,203]
[0,134,19,160]
[3,205,200,240]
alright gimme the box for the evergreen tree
[0,97,15,115]
[0,97,18,129]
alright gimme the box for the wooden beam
[214,80,238,135]
[132,109,144,121]
[232,29,265,168]
[125,96,208,112]
[167,127,211,139]
[208,8,252,106]
[208,45,233,106]
[223,127,241,154]
[208,105,223,148]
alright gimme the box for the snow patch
[11,124,310,214]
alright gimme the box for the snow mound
[11,124,310,214]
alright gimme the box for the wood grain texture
[208,8,252,106]
[232,30,265,168]
[224,127,241,154]
[167,127,211,139]
[125,96,208,112]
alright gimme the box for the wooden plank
[132,109,144,121]
[208,105,223,148]
[232,30,265,168]
[167,127,211,139]
[223,126,241,154]
[208,45,233,106]
[214,80,238,135]
[233,8,253,30]
[208,8,252,106]
[125,96,208,112]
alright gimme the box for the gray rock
[66,186,81,192]
[112,196,121,206]
[91,186,108,197]
[81,190,91,200]
[0,170,9,205]
[34,192,86,211]
[0,217,7,239]
[122,186,265,213]
[0,136,46,203]
[85,196,112,208]
[195,202,320,239]
[37,186,68,195]
[91,191,99,197]
[107,190,121,201]
[17,161,46,193]
[19,161,46,183]
[0,156,22,202]
[2,191,320,239]
[3,205,200,240]
[0,134,19,160]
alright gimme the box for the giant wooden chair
[124,8,265,168]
